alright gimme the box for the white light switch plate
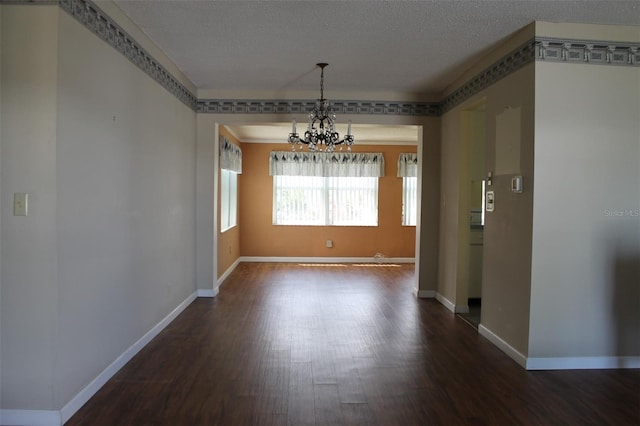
[486,191,494,212]
[14,193,28,216]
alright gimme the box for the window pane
[328,177,378,226]
[273,176,325,225]
[229,171,237,228]
[402,176,417,226]
[273,176,377,226]
[221,169,238,232]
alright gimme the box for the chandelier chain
[320,66,324,100]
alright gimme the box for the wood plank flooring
[67,263,640,425]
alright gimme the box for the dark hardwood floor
[67,263,640,426]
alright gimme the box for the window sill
[221,224,237,233]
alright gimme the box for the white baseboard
[434,292,469,313]
[415,290,436,298]
[435,292,455,312]
[526,356,640,370]
[478,325,640,371]
[455,304,470,314]
[58,292,198,424]
[239,256,415,264]
[478,324,527,368]
[217,258,241,288]
[196,257,241,298]
[196,288,217,298]
[0,409,60,426]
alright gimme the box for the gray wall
[529,61,640,360]
[1,6,197,410]
[439,64,535,356]
[1,5,60,409]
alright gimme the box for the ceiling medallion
[288,63,355,152]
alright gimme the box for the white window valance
[397,153,417,177]
[269,151,385,177]
[220,136,242,173]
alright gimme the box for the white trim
[217,258,241,288]
[59,292,198,424]
[434,292,469,313]
[415,290,436,298]
[435,292,455,312]
[526,356,640,370]
[197,288,217,298]
[455,304,470,314]
[478,324,527,368]
[0,410,61,426]
[239,256,415,264]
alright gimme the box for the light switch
[486,191,495,212]
[14,193,28,216]
[511,175,523,193]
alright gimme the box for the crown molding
[441,38,537,113]
[58,0,198,110]
[8,0,640,117]
[196,99,441,116]
[535,37,640,65]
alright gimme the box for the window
[273,175,378,226]
[219,136,242,232]
[397,152,418,226]
[221,169,238,232]
[402,176,418,226]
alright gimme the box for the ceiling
[112,0,639,144]
[224,123,420,145]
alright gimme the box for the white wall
[54,11,197,407]
[1,4,197,412]
[529,62,640,361]
[1,5,60,410]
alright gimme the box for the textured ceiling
[113,0,640,96]
[111,0,638,144]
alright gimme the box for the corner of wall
[441,22,535,99]
[1,3,60,411]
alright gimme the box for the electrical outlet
[326,240,333,248]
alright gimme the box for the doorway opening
[457,101,486,328]
[211,121,426,294]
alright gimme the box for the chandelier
[288,63,355,152]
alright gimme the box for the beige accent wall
[217,127,241,278]
[239,143,417,258]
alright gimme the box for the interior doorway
[210,120,430,295]
[457,102,486,328]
